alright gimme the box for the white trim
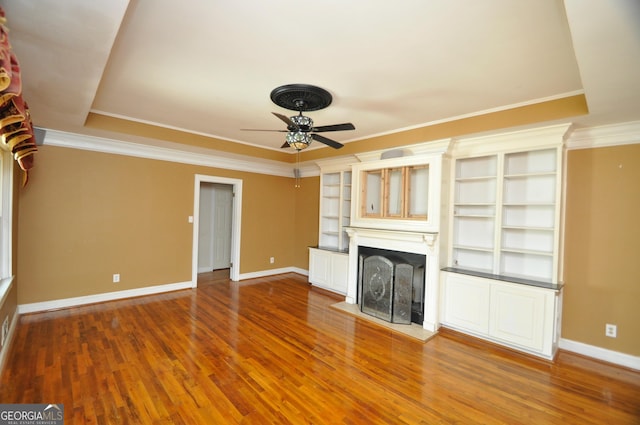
[239,267,308,280]
[0,276,13,308]
[0,309,18,377]
[42,129,298,177]
[17,281,192,314]
[0,150,13,279]
[566,120,640,150]
[450,123,572,157]
[192,175,242,285]
[89,108,290,153]
[559,338,640,371]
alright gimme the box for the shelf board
[322,231,340,236]
[503,171,556,178]
[501,248,553,256]
[502,225,554,231]
[453,244,494,253]
[502,203,555,207]
[454,214,495,218]
[455,176,496,182]
[454,202,496,206]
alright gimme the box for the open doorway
[192,175,242,286]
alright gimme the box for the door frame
[192,174,242,286]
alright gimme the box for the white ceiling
[1,0,639,154]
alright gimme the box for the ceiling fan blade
[272,112,297,129]
[311,123,355,132]
[311,133,344,149]
[280,141,290,149]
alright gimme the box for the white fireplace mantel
[345,226,440,333]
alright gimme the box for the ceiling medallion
[270,84,333,112]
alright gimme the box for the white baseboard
[17,270,310,314]
[18,281,193,314]
[559,338,640,371]
[238,267,308,281]
[0,309,19,377]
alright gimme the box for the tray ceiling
[1,0,638,155]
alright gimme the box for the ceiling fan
[242,84,355,151]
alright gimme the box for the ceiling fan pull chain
[295,149,301,188]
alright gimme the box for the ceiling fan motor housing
[290,114,313,132]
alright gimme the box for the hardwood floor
[1,272,639,424]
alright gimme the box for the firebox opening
[357,246,426,325]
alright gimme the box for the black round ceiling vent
[270,84,333,112]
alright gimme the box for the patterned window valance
[0,7,37,185]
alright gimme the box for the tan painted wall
[563,144,640,356]
[16,146,301,304]
[294,176,320,269]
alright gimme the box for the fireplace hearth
[358,246,425,325]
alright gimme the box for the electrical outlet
[113,273,120,283]
[269,257,275,264]
[605,323,617,338]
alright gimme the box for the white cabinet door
[309,248,332,288]
[332,252,349,294]
[308,248,349,295]
[489,283,555,352]
[442,273,490,334]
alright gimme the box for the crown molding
[42,129,301,177]
[40,120,640,180]
[566,120,640,150]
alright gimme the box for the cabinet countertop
[309,246,349,254]
[441,267,563,291]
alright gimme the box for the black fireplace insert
[358,246,425,325]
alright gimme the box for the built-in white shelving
[441,123,571,359]
[452,154,498,274]
[319,170,351,251]
[450,146,561,283]
[310,158,355,295]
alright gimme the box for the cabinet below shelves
[440,270,561,359]
[308,248,348,295]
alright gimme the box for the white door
[197,183,233,272]
[197,184,215,272]
[212,184,233,269]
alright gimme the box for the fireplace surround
[345,227,440,332]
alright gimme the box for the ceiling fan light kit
[285,129,313,151]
